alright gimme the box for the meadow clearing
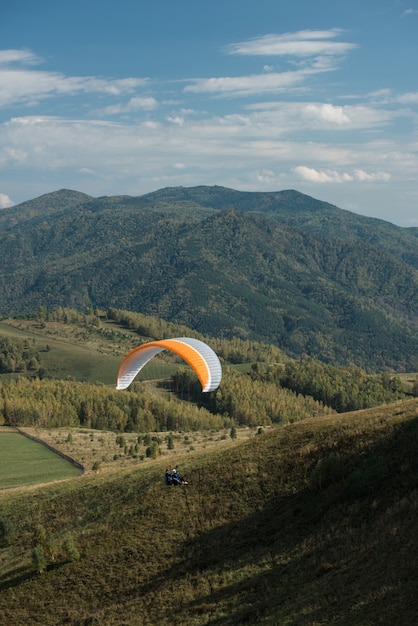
[0,428,82,489]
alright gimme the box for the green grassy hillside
[0,318,130,385]
[1,398,417,625]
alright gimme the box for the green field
[0,431,82,489]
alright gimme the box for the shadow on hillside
[168,492,410,624]
[0,558,72,593]
[0,564,35,591]
[105,482,337,623]
[123,416,418,623]
[2,414,417,624]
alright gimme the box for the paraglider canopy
[116,337,222,392]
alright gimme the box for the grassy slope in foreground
[0,398,418,625]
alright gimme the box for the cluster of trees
[36,306,101,326]
[0,377,232,432]
[172,356,408,422]
[107,307,286,364]
[0,364,335,433]
[0,337,41,374]
[250,356,406,412]
[114,433,162,459]
[28,304,285,366]
[173,366,334,426]
[1,513,80,575]
[107,307,200,344]
[32,524,80,574]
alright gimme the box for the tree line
[172,366,334,426]
[0,308,412,433]
[0,365,334,433]
[0,377,232,432]
[107,307,286,364]
[250,355,407,412]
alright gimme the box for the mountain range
[0,186,417,371]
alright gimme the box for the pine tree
[32,544,47,574]
[62,532,80,562]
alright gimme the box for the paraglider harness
[165,467,188,486]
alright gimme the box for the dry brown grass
[20,425,266,475]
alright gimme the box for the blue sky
[1,0,417,226]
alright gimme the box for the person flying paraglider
[164,467,188,486]
[165,467,173,485]
[171,468,181,485]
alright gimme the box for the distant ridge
[1,185,417,370]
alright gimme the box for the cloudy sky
[1,0,417,226]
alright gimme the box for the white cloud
[225,30,357,58]
[185,69,314,97]
[353,169,391,182]
[185,30,357,99]
[302,103,351,125]
[294,165,391,184]
[294,166,353,183]
[0,49,42,65]
[0,70,147,108]
[397,92,418,104]
[97,97,158,115]
[240,101,394,134]
[367,89,418,106]
[0,49,148,109]
[0,193,14,208]
[167,115,185,125]
[0,108,408,184]
[256,169,276,183]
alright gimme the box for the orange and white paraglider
[116,337,222,392]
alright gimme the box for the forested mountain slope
[0,186,417,370]
[140,186,418,268]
